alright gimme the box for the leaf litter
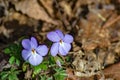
[0,0,120,80]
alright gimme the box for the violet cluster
[21,30,73,66]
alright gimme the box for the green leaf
[48,55,56,65]
[22,63,28,72]
[40,75,46,80]
[8,74,13,80]
[1,73,8,80]
[39,62,48,70]
[33,62,48,75]
[33,65,42,75]
[14,70,21,75]
[9,74,18,80]
[54,68,67,80]
[0,67,20,80]
[15,59,20,66]
[9,56,15,64]
[4,48,11,54]
[8,74,15,80]
[54,56,64,67]
[47,77,53,80]
[8,69,19,80]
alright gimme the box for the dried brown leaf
[25,69,32,79]
[40,0,54,17]
[104,62,120,80]
[60,1,72,17]
[65,68,79,80]
[15,0,58,25]
[0,60,7,72]
[82,41,97,51]
[0,26,13,38]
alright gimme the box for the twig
[102,14,120,29]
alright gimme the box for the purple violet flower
[47,30,73,56]
[21,37,48,66]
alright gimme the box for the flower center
[60,39,62,43]
[31,49,36,54]
[59,40,63,45]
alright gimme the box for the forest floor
[0,0,120,80]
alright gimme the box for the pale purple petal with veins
[22,49,31,60]
[63,34,73,43]
[36,45,48,56]
[55,30,64,39]
[28,54,43,66]
[22,39,31,50]
[31,37,38,48]
[47,31,61,42]
[50,43,59,56]
[59,42,71,56]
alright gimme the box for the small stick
[102,14,120,29]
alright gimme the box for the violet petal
[59,42,71,55]
[50,43,59,56]
[47,31,61,42]
[22,39,31,50]
[22,49,31,60]
[36,45,48,56]
[31,37,38,48]
[55,30,64,39]
[63,34,73,43]
[29,54,43,66]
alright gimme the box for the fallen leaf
[15,0,58,25]
[0,25,13,38]
[65,68,79,80]
[104,62,120,80]
[0,60,7,72]
[60,1,73,17]
[40,0,54,17]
